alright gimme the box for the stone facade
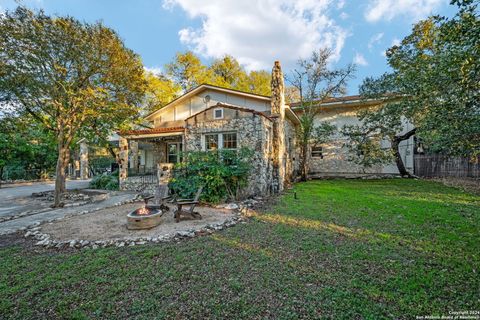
[185,106,275,196]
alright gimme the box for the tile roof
[120,126,185,136]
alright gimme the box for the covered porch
[118,127,185,192]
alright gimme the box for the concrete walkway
[0,192,138,235]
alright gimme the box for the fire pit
[127,206,164,230]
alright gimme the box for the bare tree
[288,49,356,181]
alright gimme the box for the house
[114,61,414,195]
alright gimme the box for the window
[222,133,237,149]
[205,134,219,150]
[213,108,223,119]
[167,142,183,163]
[203,132,237,151]
[311,146,323,159]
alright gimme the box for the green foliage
[143,71,181,115]
[0,6,146,203]
[360,1,480,157]
[169,147,254,203]
[89,172,119,190]
[0,115,57,180]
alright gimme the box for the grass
[1,179,479,319]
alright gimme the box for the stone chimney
[270,61,286,193]
[271,61,285,117]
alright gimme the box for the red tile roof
[120,126,184,136]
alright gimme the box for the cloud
[364,0,444,22]
[368,32,384,49]
[144,66,163,75]
[164,0,348,71]
[391,38,401,46]
[353,52,368,66]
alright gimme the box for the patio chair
[173,185,204,223]
[143,184,171,212]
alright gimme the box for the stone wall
[185,108,274,197]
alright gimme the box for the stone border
[22,198,259,250]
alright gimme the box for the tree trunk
[53,131,71,207]
[391,139,410,177]
[391,128,417,177]
[300,143,309,181]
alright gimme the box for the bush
[169,147,254,203]
[89,171,119,190]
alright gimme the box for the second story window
[213,108,223,119]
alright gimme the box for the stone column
[79,141,89,180]
[129,140,139,173]
[270,61,286,192]
[119,137,129,189]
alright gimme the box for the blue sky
[0,0,456,94]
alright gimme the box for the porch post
[119,137,129,189]
[79,141,89,179]
[130,140,139,173]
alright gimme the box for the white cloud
[353,52,368,66]
[164,0,348,71]
[337,0,346,9]
[391,38,401,46]
[144,66,163,75]
[368,32,384,49]
[364,0,444,22]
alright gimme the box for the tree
[0,7,146,206]
[246,70,271,96]
[341,101,416,176]
[0,114,57,186]
[288,49,355,180]
[143,71,181,115]
[165,51,212,91]
[209,55,247,89]
[348,0,479,170]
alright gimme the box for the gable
[145,84,271,124]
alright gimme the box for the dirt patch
[430,177,480,195]
[40,202,235,242]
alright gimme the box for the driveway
[0,179,91,201]
[0,180,91,223]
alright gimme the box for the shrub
[169,147,254,203]
[89,171,119,190]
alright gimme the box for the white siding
[150,88,270,126]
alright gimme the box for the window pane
[205,134,219,150]
[311,146,323,158]
[214,108,223,119]
[223,133,237,149]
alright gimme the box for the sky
[0,0,457,94]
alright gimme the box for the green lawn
[1,179,479,319]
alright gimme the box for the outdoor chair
[143,184,172,212]
[173,185,204,223]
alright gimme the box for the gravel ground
[40,202,235,242]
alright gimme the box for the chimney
[271,60,285,117]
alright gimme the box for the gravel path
[40,203,235,242]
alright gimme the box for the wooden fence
[414,154,480,178]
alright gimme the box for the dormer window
[213,108,223,119]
